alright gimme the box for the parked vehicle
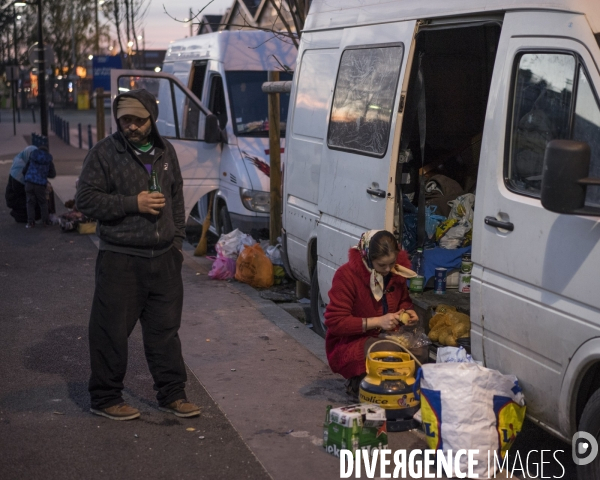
[110,30,296,235]
[281,0,600,466]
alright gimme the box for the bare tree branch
[268,0,298,47]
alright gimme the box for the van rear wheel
[218,204,233,235]
[577,388,600,479]
[310,272,327,338]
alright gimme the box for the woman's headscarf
[354,229,416,301]
[10,146,38,184]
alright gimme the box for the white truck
[111,30,296,235]
[280,0,600,472]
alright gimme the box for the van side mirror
[205,114,226,144]
[541,139,600,216]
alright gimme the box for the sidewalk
[47,177,429,479]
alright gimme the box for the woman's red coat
[324,248,414,379]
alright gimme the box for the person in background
[76,89,200,421]
[5,146,39,223]
[23,145,56,228]
[324,230,420,399]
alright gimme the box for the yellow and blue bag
[415,362,526,478]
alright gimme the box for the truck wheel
[218,204,232,235]
[577,388,600,479]
[310,271,327,338]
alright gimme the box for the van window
[507,53,600,204]
[225,71,293,137]
[573,66,600,207]
[209,75,228,130]
[327,45,403,157]
[173,82,205,140]
[292,50,338,140]
[508,53,574,195]
[189,61,207,100]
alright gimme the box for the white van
[110,30,296,235]
[282,0,600,461]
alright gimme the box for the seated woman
[324,230,419,399]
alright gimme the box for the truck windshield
[226,71,293,137]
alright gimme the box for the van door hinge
[398,94,406,113]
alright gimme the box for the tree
[100,0,150,68]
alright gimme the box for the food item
[427,306,470,346]
[399,312,411,324]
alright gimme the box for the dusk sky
[129,0,233,50]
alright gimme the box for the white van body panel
[284,0,600,440]
[474,10,600,433]
[164,31,297,73]
[304,0,600,34]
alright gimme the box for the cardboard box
[323,404,388,457]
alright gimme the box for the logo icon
[572,431,599,466]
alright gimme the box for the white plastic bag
[438,221,470,249]
[265,245,283,265]
[216,229,256,259]
[436,346,478,364]
[418,363,526,478]
[238,232,257,255]
[448,193,475,224]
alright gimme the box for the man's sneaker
[159,399,201,418]
[25,222,35,229]
[90,403,141,421]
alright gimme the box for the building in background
[197,14,225,35]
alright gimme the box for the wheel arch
[559,338,600,438]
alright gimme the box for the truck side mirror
[205,114,226,144]
[541,139,600,216]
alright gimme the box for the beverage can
[434,268,447,294]
[409,275,424,293]
[458,254,473,293]
[460,253,473,274]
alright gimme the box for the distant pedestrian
[76,89,200,421]
[5,146,39,223]
[23,145,56,228]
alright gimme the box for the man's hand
[138,191,166,215]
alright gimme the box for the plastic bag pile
[207,229,286,287]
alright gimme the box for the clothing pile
[59,199,95,232]
[402,174,475,253]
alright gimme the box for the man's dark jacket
[76,89,185,256]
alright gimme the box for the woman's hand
[373,313,401,331]
[398,309,419,326]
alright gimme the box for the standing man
[76,89,200,420]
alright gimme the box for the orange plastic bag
[235,244,274,288]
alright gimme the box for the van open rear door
[110,69,221,219]
[315,20,418,302]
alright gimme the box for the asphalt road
[0,164,269,479]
